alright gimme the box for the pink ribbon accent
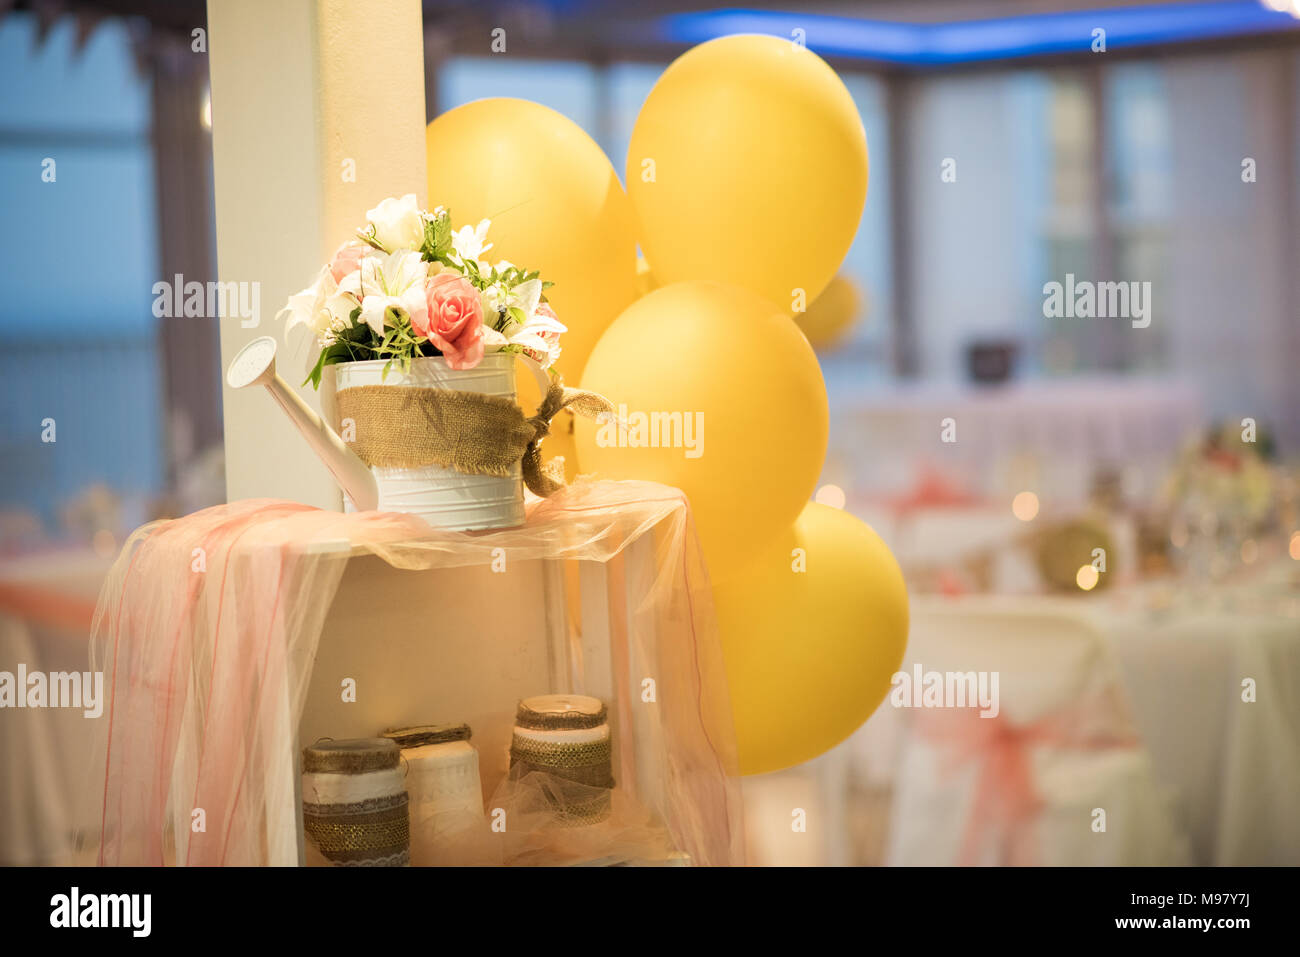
[884,468,982,518]
[914,687,1140,866]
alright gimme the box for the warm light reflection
[1011,491,1039,522]
[1290,531,1300,561]
[1076,565,1099,591]
[815,484,846,509]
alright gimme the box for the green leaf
[304,348,329,390]
[303,340,362,389]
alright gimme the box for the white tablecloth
[0,548,109,865]
[1090,584,1300,865]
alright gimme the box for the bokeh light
[815,484,846,509]
[1011,491,1039,522]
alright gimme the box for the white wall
[208,0,428,507]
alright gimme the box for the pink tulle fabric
[79,480,743,866]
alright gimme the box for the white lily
[476,323,561,369]
[277,266,337,341]
[322,290,360,341]
[450,218,492,265]
[517,309,566,338]
[340,249,429,336]
[477,276,567,367]
[508,329,564,369]
[480,326,510,354]
[485,277,543,332]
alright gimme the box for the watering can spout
[226,336,380,512]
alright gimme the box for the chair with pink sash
[885,604,1191,866]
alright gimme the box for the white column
[207,0,427,506]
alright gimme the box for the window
[0,16,162,539]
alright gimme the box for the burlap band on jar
[302,792,410,866]
[334,376,613,498]
[509,736,614,788]
[515,700,609,731]
[383,723,472,749]
[509,736,614,826]
[301,738,400,774]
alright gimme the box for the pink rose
[418,272,484,370]
[329,241,368,282]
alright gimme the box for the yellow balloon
[627,35,868,311]
[575,281,827,575]
[714,503,909,775]
[795,275,866,350]
[427,99,640,381]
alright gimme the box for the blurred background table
[1085,563,1300,865]
[846,561,1300,867]
[0,547,110,864]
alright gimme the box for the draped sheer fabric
[79,480,743,866]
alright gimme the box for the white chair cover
[885,604,1191,866]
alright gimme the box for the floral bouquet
[264,194,613,531]
[277,193,566,385]
[1158,421,1289,580]
[1162,421,1279,528]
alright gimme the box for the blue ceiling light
[656,2,1300,66]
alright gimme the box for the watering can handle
[519,354,550,400]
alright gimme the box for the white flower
[323,290,359,340]
[510,277,543,320]
[277,266,338,341]
[480,326,509,353]
[521,305,566,338]
[484,277,542,331]
[475,276,565,368]
[479,288,502,325]
[508,331,553,367]
[450,218,492,265]
[365,193,425,252]
[508,317,565,368]
[340,249,429,336]
[480,284,507,328]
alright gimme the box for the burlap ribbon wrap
[335,375,614,498]
[514,700,609,731]
[301,738,409,866]
[508,697,613,825]
[382,723,472,749]
[302,793,410,866]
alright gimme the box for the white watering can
[226,336,380,512]
[226,336,551,530]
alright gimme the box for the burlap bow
[334,375,613,497]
